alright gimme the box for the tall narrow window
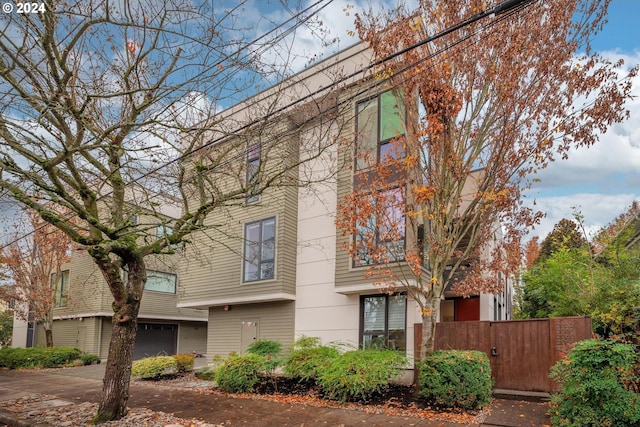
[355,90,405,170]
[243,217,275,282]
[361,294,406,350]
[246,143,261,203]
[354,187,406,267]
[52,270,69,307]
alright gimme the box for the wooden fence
[414,317,592,392]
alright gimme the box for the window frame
[355,90,406,171]
[242,216,276,283]
[51,270,69,307]
[353,186,406,268]
[359,293,407,351]
[144,270,177,294]
[246,143,261,204]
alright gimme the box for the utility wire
[0,0,536,251]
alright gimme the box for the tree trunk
[44,327,53,348]
[93,258,144,423]
[95,314,138,422]
[419,296,441,361]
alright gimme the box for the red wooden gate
[415,317,592,392]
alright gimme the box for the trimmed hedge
[549,339,640,427]
[131,355,177,379]
[0,347,81,369]
[317,349,406,403]
[418,350,492,409]
[215,354,266,393]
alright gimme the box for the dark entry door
[134,323,178,360]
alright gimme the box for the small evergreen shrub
[195,366,217,381]
[290,336,322,350]
[418,350,493,409]
[215,354,266,393]
[172,353,195,373]
[317,349,406,403]
[40,347,82,367]
[0,348,33,369]
[0,347,81,369]
[284,346,339,382]
[549,339,640,427]
[80,353,101,365]
[246,339,282,372]
[131,355,177,379]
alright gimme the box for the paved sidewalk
[0,365,551,427]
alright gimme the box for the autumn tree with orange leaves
[336,0,637,358]
[1,210,72,348]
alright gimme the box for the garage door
[134,323,177,360]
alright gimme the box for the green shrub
[172,353,195,373]
[317,349,406,403]
[284,346,339,382]
[418,350,493,409]
[131,355,178,379]
[40,347,82,368]
[80,353,101,365]
[290,336,322,350]
[0,347,81,369]
[195,366,217,381]
[247,339,282,372]
[215,354,266,393]
[549,339,640,427]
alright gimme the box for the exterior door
[76,326,87,353]
[489,320,551,391]
[240,320,258,353]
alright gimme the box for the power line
[0,0,536,251]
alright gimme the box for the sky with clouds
[301,0,640,241]
[1,0,638,246]
[522,0,640,239]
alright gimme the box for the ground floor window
[360,293,406,350]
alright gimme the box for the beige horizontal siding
[206,301,294,358]
[178,321,207,355]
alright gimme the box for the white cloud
[524,193,638,241]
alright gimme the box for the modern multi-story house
[177,42,513,362]
[12,203,208,360]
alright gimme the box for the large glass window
[243,217,276,282]
[51,270,69,307]
[355,90,405,170]
[354,187,406,267]
[246,143,261,203]
[361,294,406,350]
[145,270,177,294]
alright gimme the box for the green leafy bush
[131,355,177,379]
[284,346,339,382]
[317,349,406,403]
[195,366,217,381]
[40,347,82,367]
[80,353,101,365]
[290,336,322,350]
[418,350,492,409]
[0,347,81,369]
[246,339,281,371]
[215,354,266,393]
[549,339,640,427]
[172,353,195,373]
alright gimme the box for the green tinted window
[379,90,404,141]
